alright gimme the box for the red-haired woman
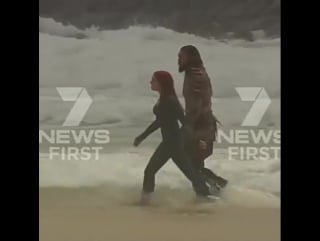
[134,71,214,204]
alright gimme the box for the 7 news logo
[39,87,110,161]
[236,87,271,127]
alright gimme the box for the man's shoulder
[187,67,209,80]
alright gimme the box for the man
[178,45,228,190]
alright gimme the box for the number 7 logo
[236,87,271,127]
[56,87,93,127]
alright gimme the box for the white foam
[39,18,281,207]
[39,148,280,207]
[39,18,280,128]
[39,18,280,96]
[39,17,98,38]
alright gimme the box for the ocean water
[39,18,280,207]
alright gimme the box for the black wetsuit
[135,96,210,196]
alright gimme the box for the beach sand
[40,187,280,241]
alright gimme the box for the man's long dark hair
[180,45,204,69]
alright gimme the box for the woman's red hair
[153,71,177,101]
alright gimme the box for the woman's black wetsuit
[135,96,210,196]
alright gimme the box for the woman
[133,70,213,204]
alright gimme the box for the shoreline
[40,187,280,241]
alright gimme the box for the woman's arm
[175,100,186,126]
[140,119,160,139]
[134,119,160,146]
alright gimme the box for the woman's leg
[142,142,171,193]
